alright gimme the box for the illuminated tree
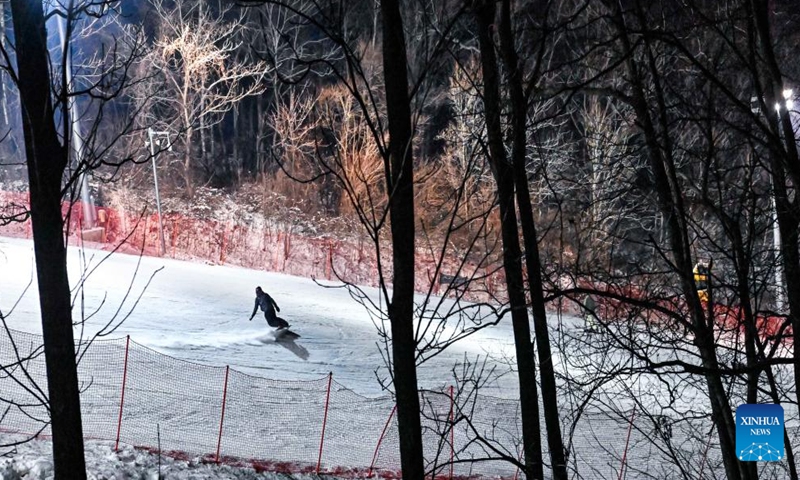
[137,0,268,196]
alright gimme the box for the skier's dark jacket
[250,286,280,322]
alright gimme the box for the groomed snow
[2,236,734,479]
[0,235,529,479]
[0,236,521,398]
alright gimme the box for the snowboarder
[249,286,289,329]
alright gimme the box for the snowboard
[273,327,300,340]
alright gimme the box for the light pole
[771,89,794,313]
[146,128,171,256]
[769,182,784,313]
[57,13,95,228]
[751,88,794,313]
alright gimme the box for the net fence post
[368,403,397,477]
[215,365,231,463]
[698,425,715,478]
[512,445,523,480]
[449,385,454,480]
[114,335,131,452]
[317,372,333,474]
[617,406,636,480]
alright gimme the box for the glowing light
[776,89,794,112]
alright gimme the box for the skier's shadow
[275,335,309,360]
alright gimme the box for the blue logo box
[736,404,784,462]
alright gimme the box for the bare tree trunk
[184,124,194,196]
[496,1,567,477]
[726,221,761,480]
[607,3,750,478]
[370,0,379,48]
[379,1,424,479]
[627,62,747,480]
[475,2,544,478]
[200,90,207,184]
[257,92,265,177]
[720,198,787,480]
[9,0,87,478]
[728,226,761,404]
[749,0,800,410]
[182,61,194,196]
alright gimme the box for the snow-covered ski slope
[2,235,762,479]
[0,235,520,397]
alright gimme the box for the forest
[1,0,799,479]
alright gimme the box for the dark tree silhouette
[473,2,545,478]
[3,1,150,477]
[379,0,425,478]
[8,0,86,477]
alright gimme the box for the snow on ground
[0,236,530,478]
[0,431,312,480]
[0,236,739,479]
[0,236,520,398]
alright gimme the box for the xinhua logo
[736,404,784,462]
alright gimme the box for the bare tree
[377,1,427,476]
[472,2,547,478]
[136,0,268,196]
[745,0,800,414]
[533,1,800,478]
[579,97,639,251]
[240,2,536,479]
[269,82,387,216]
[1,0,150,477]
[589,2,748,477]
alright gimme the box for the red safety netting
[0,191,505,305]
